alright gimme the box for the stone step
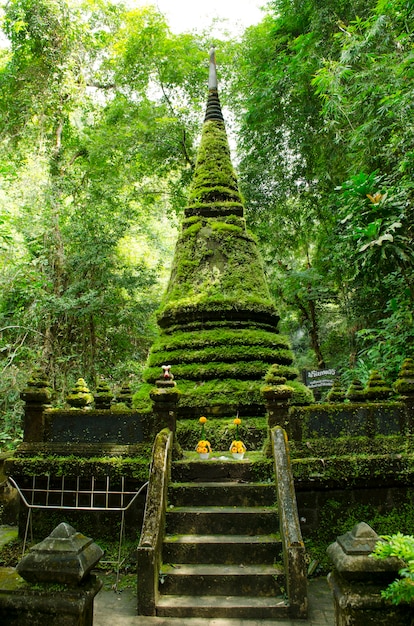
[162,533,282,564]
[168,481,275,507]
[166,505,279,535]
[159,563,286,596]
[156,594,290,619]
[171,457,266,483]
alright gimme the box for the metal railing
[9,474,148,590]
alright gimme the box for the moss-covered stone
[94,379,112,410]
[394,358,414,396]
[187,120,242,208]
[139,73,308,430]
[114,382,132,408]
[326,379,346,403]
[364,370,393,401]
[20,369,52,405]
[66,378,93,409]
[6,453,151,481]
[346,379,366,402]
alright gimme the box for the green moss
[152,328,291,352]
[287,380,314,405]
[148,346,293,368]
[210,221,243,233]
[187,120,242,205]
[394,358,414,395]
[365,370,393,400]
[181,220,202,237]
[7,452,152,481]
[326,379,346,403]
[291,449,414,485]
[346,379,366,402]
[158,220,274,315]
[290,434,413,459]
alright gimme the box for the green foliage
[0,366,24,451]
[372,533,414,605]
[1,0,413,416]
[229,0,414,376]
[0,0,218,400]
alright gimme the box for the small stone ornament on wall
[66,378,94,409]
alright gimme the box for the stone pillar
[150,366,181,438]
[327,522,412,625]
[20,370,52,442]
[0,522,103,625]
[394,357,414,434]
[261,383,294,452]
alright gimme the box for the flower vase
[198,452,209,460]
[232,452,244,460]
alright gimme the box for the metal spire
[204,45,224,122]
[208,45,218,90]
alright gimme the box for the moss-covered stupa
[136,48,309,419]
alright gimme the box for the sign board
[303,368,336,389]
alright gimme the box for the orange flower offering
[196,440,212,454]
[197,416,211,455]
[230,440,246,454]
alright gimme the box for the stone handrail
[271,425,308,619]
[137,428,173,615]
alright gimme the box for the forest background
[0,0,413,447]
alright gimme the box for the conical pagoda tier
[136,49,309,419]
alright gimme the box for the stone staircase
[155,455,290,619]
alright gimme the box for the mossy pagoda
[136,48,309,421]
